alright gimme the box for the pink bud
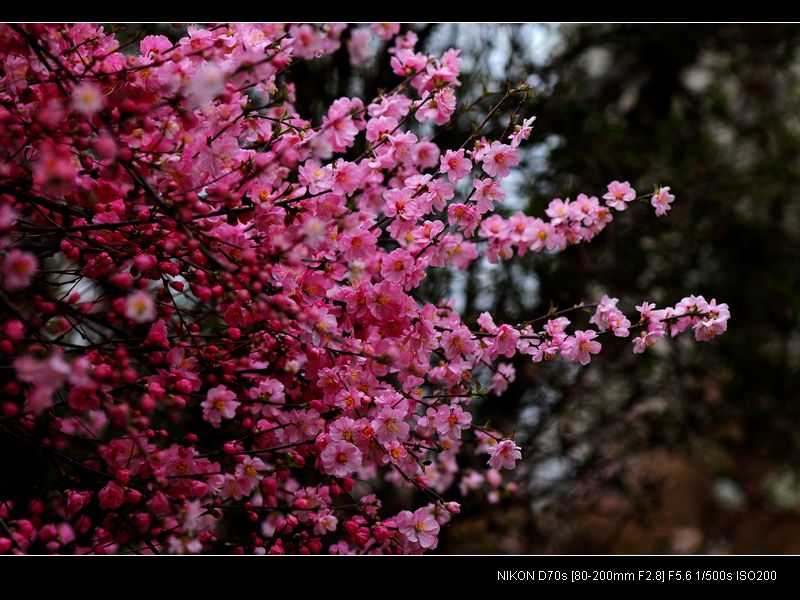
[4,320,24,341]
[133,254,157,272]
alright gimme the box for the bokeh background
[111,23,800,553]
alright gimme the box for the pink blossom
[320,440,362,477]
[477,311,498,333]
[472,178,506,213]
[602,180,637,211]
[432,404,472,439]
[185,63,224,108]
[416,87,456,125]
[322,99,359,152]
[381,248,415,286]
[14,351,72,414]
[632,329,664,353]
[298,160,334,194]
[508,116,536,148]
[347,27,375,68]
[491,363,516,395]
[201,385,240,428]
[447,203,479,237]
[125,290,156,323]
[332,161,364,196]
[440,149,472,184]
[487,439,522,470]
[651,186,675,217]
[1,249,37,291]
[481,141,519,179]
[71,83,104,115]
[563,330,602,365]
[397,507,440,549]
[440,325,477,360]
[98,482,125,510]
[693,299,730,341]
[486,324,520,360]
[372,407,410,444]
[390,49,428,77]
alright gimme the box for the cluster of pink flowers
[0,23,728,554]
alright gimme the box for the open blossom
[320,440,362,477]
[185,63,224,108]
[693,298,730,341]
[563,330,602,365]
[347,27,375,67]
[602,180,637,211]
[14,351,74,414]
[486,324,520,360]
[472,178,506,213]
[125,290,156,323]
[1,249,37,291]
[481,141,520,178]
[651,186,675,216]
[432,404,472,439]
[416,87,456,125]
[397,507,440,549]
[439,149,472,184]
[71,83,104,115]
[491,363,516,395]
[201,385,240,427]
[440,325,477,360]
[447,203,479,237]
[323,98,361,152]
[298,160,334,194]
[332,160,364,196]
[487,439,522,470]
[633,329,664,353]
[590,295,631,337]
[380,248,415,285]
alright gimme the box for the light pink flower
[481,141,519,178]
[563,330,602,365]
[487,439,522,470]
[397,507,440,549]
[603,180,636,211]
[71,83,105,115]
[508,116,536,148]
[320,440,362,477]
[472,178,505,213]
[651,186,675,217]
[201,385,240,428]
[439,149,472,184]
[125,290,156,323]
[2,249,37,291]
